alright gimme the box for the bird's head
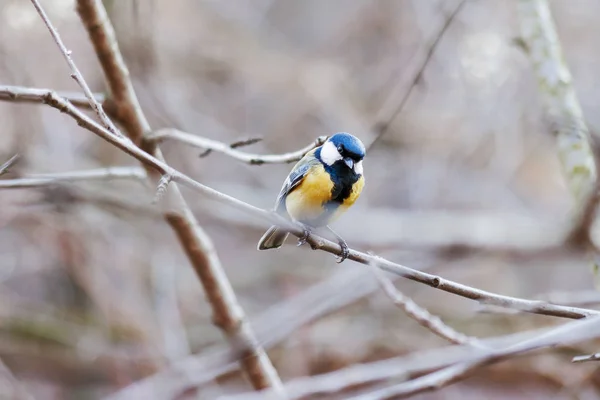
[318,132,365,175]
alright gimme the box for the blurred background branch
[370,0,467,150]
[518,0,599,240]
[346,315,600,400]
[369,261,484,347]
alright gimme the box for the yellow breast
[285,163,333,224]
[285,164,365,226]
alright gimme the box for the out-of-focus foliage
[2,0,600,398]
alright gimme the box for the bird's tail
[257,226,289,250]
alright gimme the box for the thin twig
[149,128,326,165]
[0,85,596,323]
[0,166,147,188]
[0,154,20,176]
[346,315,600,400]
[0,87,104,108]
[369,0,466,150]
[72,0,285,394]
[230,137,263,149]
[369,261,484,347]
[572,352,600,363]
[30,0,120,136]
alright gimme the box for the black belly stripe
[312,161,359,225]
[326,161,360,201]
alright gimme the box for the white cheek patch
[320,140,342,165]
[354,160,363,175]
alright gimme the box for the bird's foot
[297,227,312,247]
[336,237,350,263]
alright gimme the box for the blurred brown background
[2,0,600,398]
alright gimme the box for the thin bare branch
[0,154,20,176]
[346,315,600,400]
[149,128,326,165]
[369,0,467,150]
[0,166,147,188]
[1,85,596,324]
[72,0,285,394]
[367,254,599,320]
[0,86,104,108]
[369,261,484,347]
[30,0,120,136]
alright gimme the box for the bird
[257,132,365,262]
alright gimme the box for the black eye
[337,145,344,154]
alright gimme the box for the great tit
[257,132,365,262]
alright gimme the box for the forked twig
[369,261,484,347]
[150,128,326,165]
[30,0,121,136]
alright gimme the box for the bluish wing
[274,155,318,214]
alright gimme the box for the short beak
[343,157,354,169]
